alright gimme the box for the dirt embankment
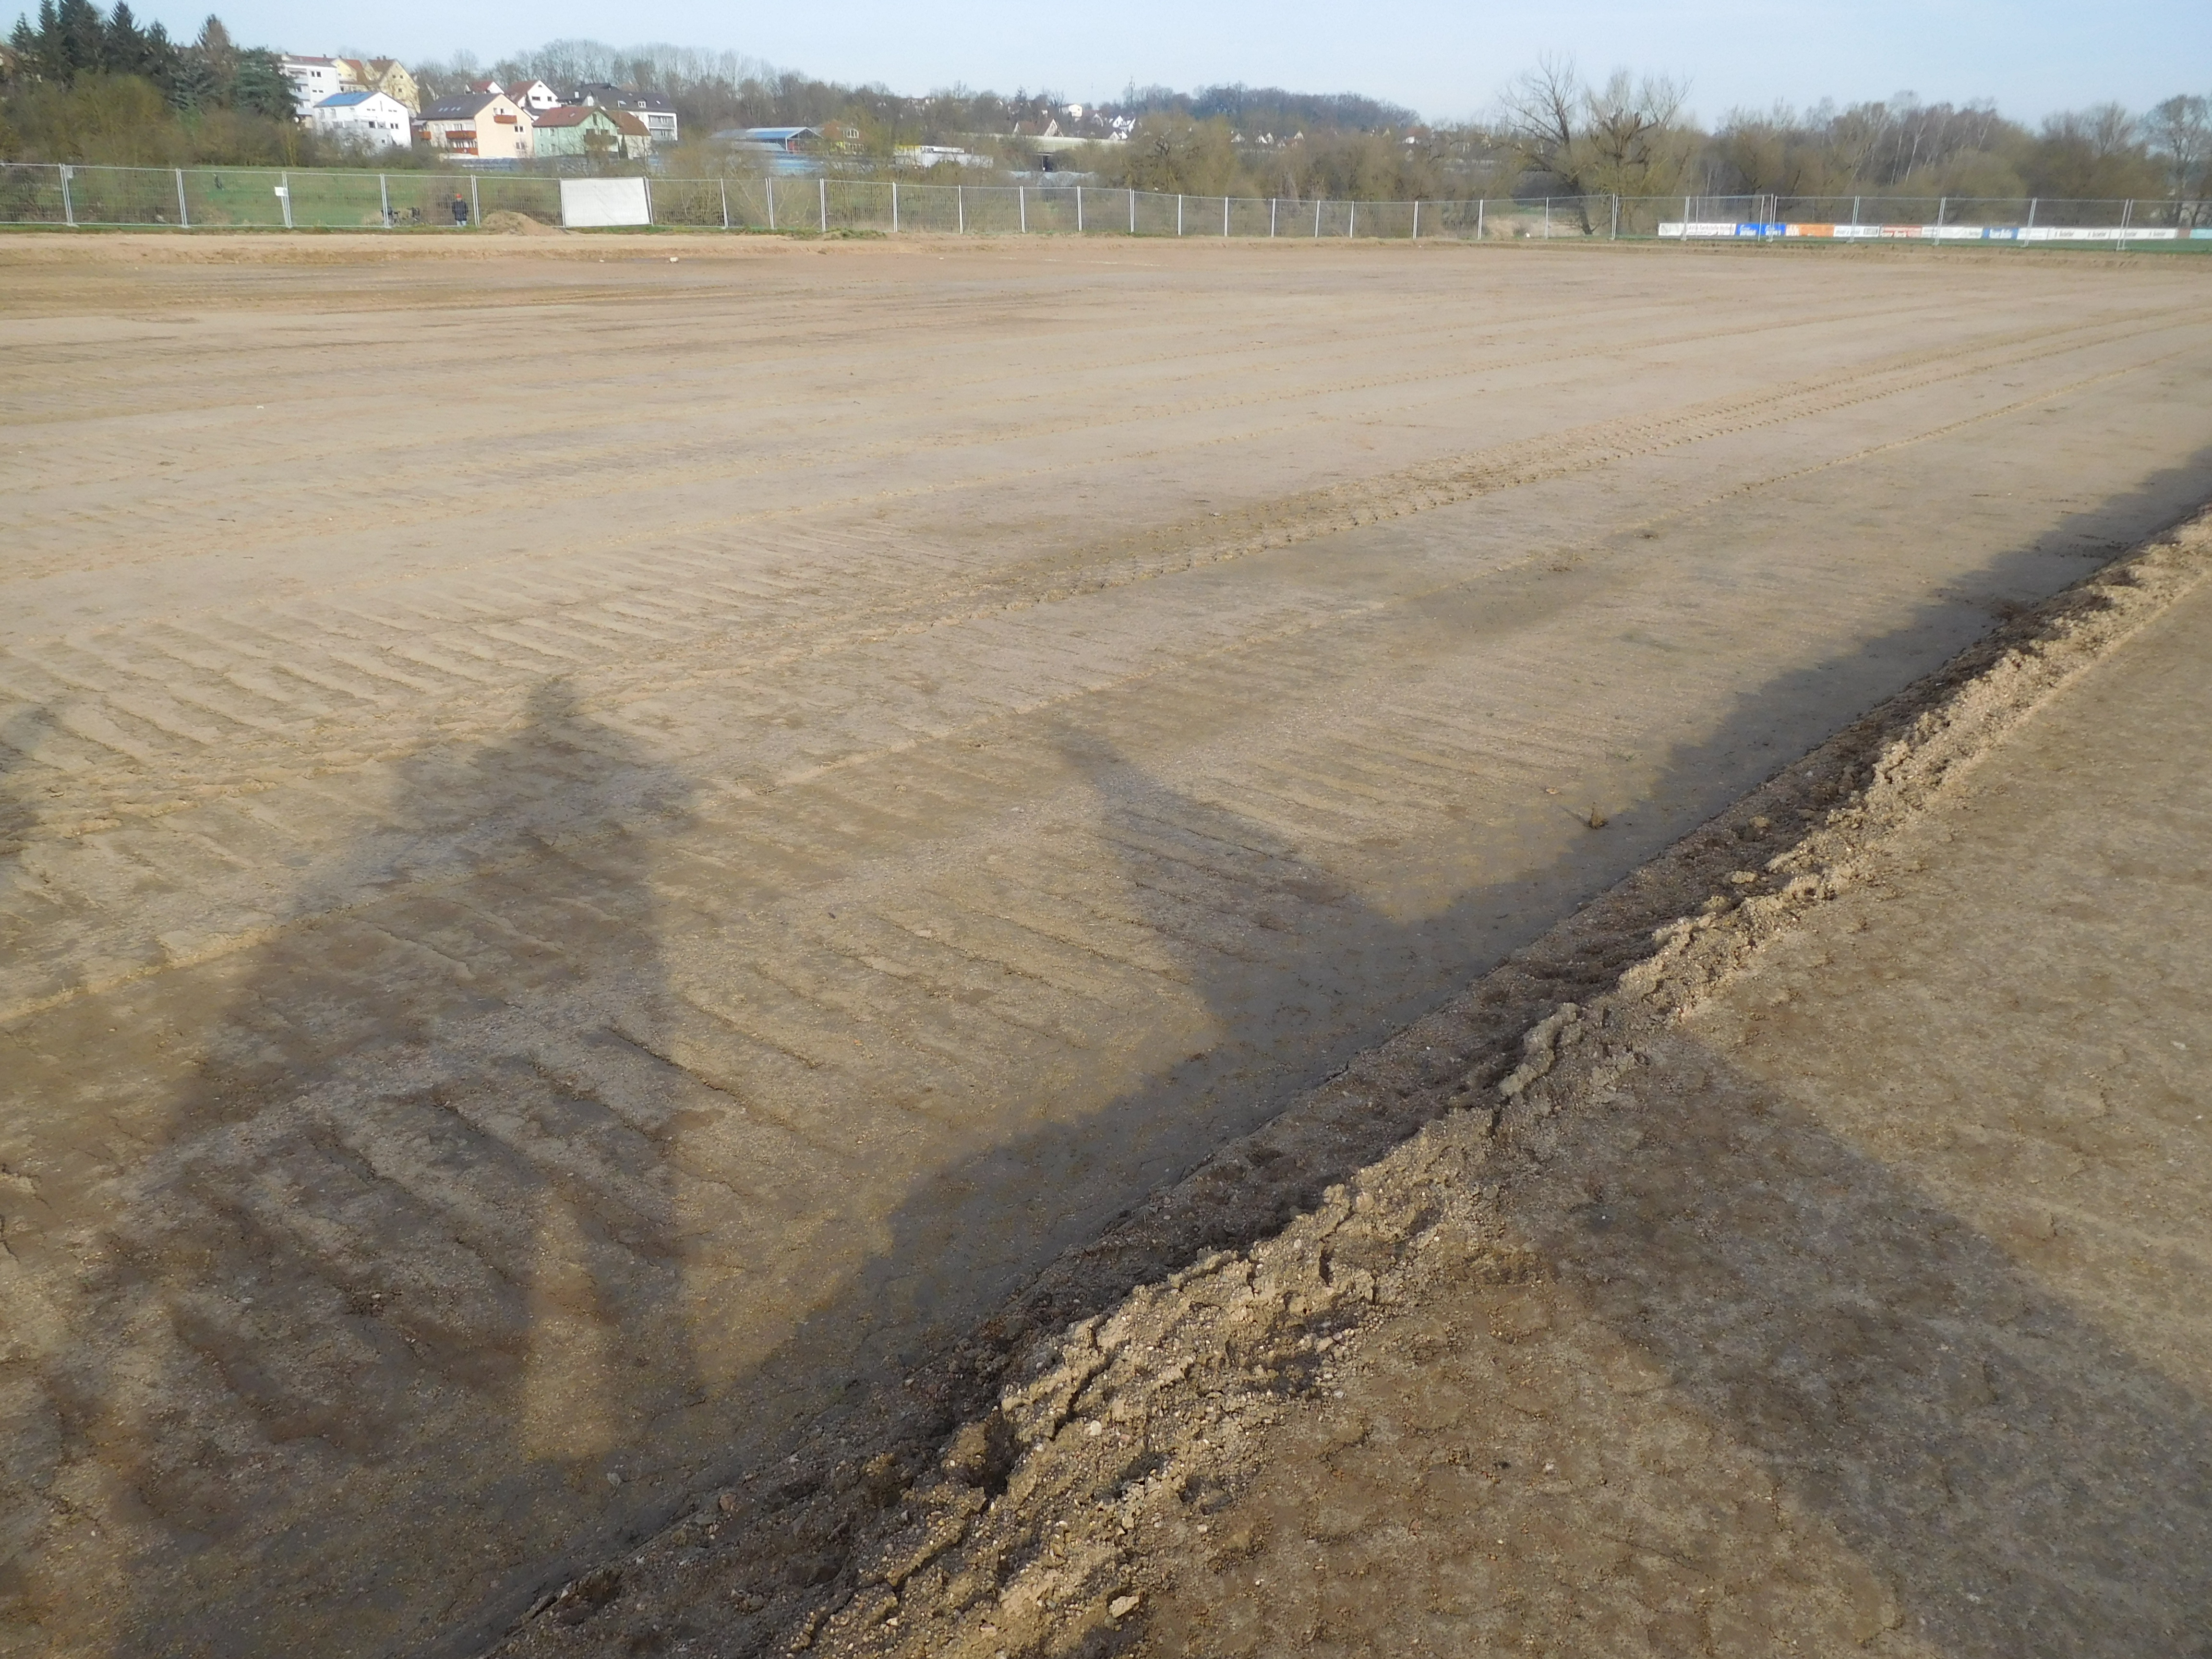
[493,517,2212,1656]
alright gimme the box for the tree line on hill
[3,12,2208,217]
[1,1,350,163]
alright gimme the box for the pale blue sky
[98,0,2211,122]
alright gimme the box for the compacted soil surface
[1,233,2208,1657]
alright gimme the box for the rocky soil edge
[493,507,2212,1659]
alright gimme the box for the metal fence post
[889,180,897,233]
[957,185,964,234]
[2026,196,2037,228]
[469,174,479,229]
[1128,189,1135,233]
[2120,197,2133,249]
[767,178,776,231]
[1851,194,1860,228]
[1610,194,1619,239]
[177,167,190,228]
[1270,197,1277,237]
[1543,198,1551,239]
[1347,200,1355,237]
[1476,198,1485,240]
[1411,199,1419,240]
[721,177,730,229]
[818,176,827,232]
[1936,195,1946,227]
[379,172,390,227]
[644,177,654,225]
[1076,185,1082,232]
[1314,198,1322,237]
[1223,195,1229,237]
[1177,193,1183,236]
[1019,186,1026,233]
[281,170,293,229]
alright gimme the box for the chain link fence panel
[4,164,2205,246]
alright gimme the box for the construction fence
[2,163,2208,246]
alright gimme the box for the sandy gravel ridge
[488,504,2211,1657]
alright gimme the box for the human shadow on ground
[12,681,707,1658]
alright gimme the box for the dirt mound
[481,209,562,235]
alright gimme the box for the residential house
[496,78,564,113]
[333,57,419,114]
[569,83,678,145]
[309,89,412,148]
[278,55,359,116]
[531,104,651,161]
[412,90,533,160]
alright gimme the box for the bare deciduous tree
[1499,58,1692,225]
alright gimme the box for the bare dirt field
[1,232,2208,1659]
[733,518,2209,1659]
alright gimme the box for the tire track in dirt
[0,297,2189,878]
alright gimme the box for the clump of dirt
[492,516,2210,1659]
[481,209,563,236]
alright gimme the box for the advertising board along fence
[559,176,651,228]
[1663,221,2212,244]
[2,163,2207,248]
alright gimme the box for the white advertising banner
[560,177,652,228]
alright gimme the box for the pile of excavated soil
[498,512,2212,1657]
[481,209,564,235]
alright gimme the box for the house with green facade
[532,105,651,162]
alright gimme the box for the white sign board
[560,177,651,228]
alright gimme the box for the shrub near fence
[3,162,2206,244]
